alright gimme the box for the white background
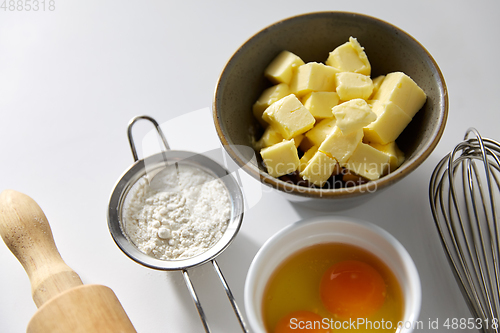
[1,1,500,332]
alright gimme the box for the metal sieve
[107,115,248,332]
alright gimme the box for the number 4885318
[1,0,56,11]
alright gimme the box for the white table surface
[1,1,499,332]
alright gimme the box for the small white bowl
[244,216,421,333]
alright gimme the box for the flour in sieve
[122,164,231,260]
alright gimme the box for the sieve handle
[0,190,83,308]
[127,115,170,162]
[211,260,249,332]
[182,261,249,333]
[182,269,211,333]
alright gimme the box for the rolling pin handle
[0,190,83,307]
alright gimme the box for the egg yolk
[274,310,329,333]
[320,260,386,319]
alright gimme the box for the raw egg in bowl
[244,216,421,333]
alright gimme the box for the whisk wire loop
[469,131,500,322]
[468,160,497,320]
[430,128,500,333]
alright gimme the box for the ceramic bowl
[244,216,422,333]
[213,11,448,210]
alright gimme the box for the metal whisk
[430,128,500,333]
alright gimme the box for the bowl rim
[243,215,422,333]
[212,11,448,199]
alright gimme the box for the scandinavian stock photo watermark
[288,317,500,331]
[1,0,55,11]
[264,159,384,195]
[289,317,421,331]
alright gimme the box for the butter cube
[372,72,426,118]
[305,117,337,147]
[363,100,412,145]
[253,83,290,127]
[369,75,385,99]
[293,134,304,148]
[299,146,319,172]
[260,139,300,177]
[325,37,371,76]
[344,143,390,181]
[254,126,284,150]
[302,91,339,119]
[262,94,316,139]
[254,128,302,151]
[369,141,405,172]
[264,51,305,85]
[300,151,339,187]
[290,62,339,97]
[335,72,373,101]
[342,171,368,186]
[332,99,376,135]
[318,126,363,165]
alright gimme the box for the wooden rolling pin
[0,190,137,333]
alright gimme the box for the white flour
[122,164,231,260]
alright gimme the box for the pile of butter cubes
[253,37,427,187]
